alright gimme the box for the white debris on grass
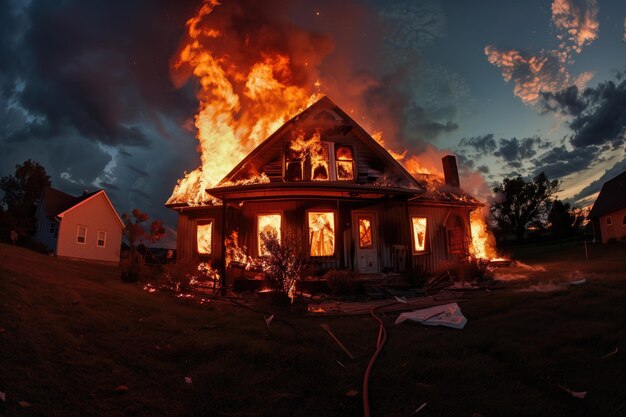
[184,377,193,384]
[0,391,5,402]
[493,273,528,281]
[395,303,467,329]
[514,261,547,272]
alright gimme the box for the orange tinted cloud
[552,0,599,57]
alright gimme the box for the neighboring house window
[77,226,87,244]
[335,145,354,181]
[308,211,335,256]
[257,213,281,256]
[97,230,107,247]
[358,217,373,248]
[411,217,428,253]
[606,216,612,226]
[197,220,213,255]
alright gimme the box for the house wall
[34,200,58,251]
[408,205,472,273]
[56,193,123,263]
[598,208,626,243]
[175,206,224,266]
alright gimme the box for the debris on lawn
[516,283,564,293]
[18,401,31,408]
[599,347,618,359]
[184,377,192,384]
[264,314,274,329]
[425,271,454,291]
[320,323,355,359]
[395,302,467,329]
[413,402,427,414]
[558,384,587,399]
[565,278,586,286]
[114,385,129,393]
[345,390,359,397]
[336,360,346,369]
[514,261,547,272]
[0,391,5,402]
[308,295,461,316]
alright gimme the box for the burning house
[167,97,483,282]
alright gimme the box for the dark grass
[1,242,625,417]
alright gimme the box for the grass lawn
[1,242,625,417]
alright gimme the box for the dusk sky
[1,0,625,245]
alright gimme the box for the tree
[0,160,51,238]
[121,208,166,282]
[548,200,584,239]
[490,172,559,241]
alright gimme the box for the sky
[1,0,625,246]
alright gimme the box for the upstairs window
[411,217,427,253]
[311,143,330,181]
[197,220,213,255]
[97,230,107,248]
[308,211,335,256]
[335,145,354,181]
[285,147,303,181]
[77,226,87,244]
[257,214,281,257]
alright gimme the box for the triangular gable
[589,171,626,218]
[220,96,423,190]
[56,190,125,229]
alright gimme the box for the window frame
[97,230,107,248]
[357,215,374,249]
[256,211,283,257]
[196,219,215,256]
[334,144,355,181]
[410,216,429,255]
[306,209,338,258]
[76,225,87,245]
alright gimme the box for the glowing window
[197,220,213,255]
[257,214,281,256]
[335,145,354,181]
[97,230,107,248]
[606,216,612,226]
[358,217,373,248]
[76,226,87,244]
[411,217,427,253]
[308,212,335,256]
[311,143,330,181]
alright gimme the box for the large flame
[469,209,499,260]
[167,1,320,206]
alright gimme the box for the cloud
[571,156,626,203]
[495,137,544,162]
[459,134,497,156]
[541,77,626,149]
[531,144,599,179]
[485,0,598,104]
[551,0,599,56]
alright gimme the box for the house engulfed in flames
[166,97,482,281]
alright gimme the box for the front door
[352,211,379,273]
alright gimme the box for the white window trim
[77,225,87,245]
[410,215,430,255]
[97,230,107,248]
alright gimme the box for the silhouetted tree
[490,172,559,241]
[0,160,51,238]
[121,208,166,282]
[548,200,584,238]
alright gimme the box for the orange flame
[469,209,499,260]
[167,1,320,205]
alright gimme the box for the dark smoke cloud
[495,137,544,162]
[459,134,497,156]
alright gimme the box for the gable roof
[219,96,424,190]
[588,171,626,218]
[43,187,125,228]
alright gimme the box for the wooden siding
[176,206,224,267]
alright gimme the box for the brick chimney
[442,155,460,188]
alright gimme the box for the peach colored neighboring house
[35,187,124,264]
[588,171,626,243]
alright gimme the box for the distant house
[588,171,626,243]
[35,187,124,263]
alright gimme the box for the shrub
[324,269,360,296]
[259,231,303,303]
[158,260,199,293]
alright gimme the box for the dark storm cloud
[571,156,626,203]
[541,77,626,149]
[477,165,490,174]
[495,137,543,162]
[459,134,497,155]
[531,145,599,179]
[127,165,149,177]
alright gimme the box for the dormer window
[335,145,354,181]
[285,147,303,181]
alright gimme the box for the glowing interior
[257,214,281,256]
[308,212,335,256]
[358,217,373,248]
[335,145,354,180]
[197,221,213,255]
[411,217,427,252]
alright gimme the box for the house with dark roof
[166,97,482,283]
[35,187,124,263]
[588,171,626,243]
